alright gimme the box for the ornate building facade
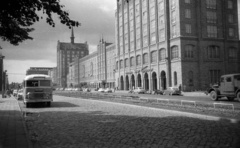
[70,38,116,89]
[115,0,240,91]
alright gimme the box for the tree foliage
[0,0,80,45]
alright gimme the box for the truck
[208,73,240,101]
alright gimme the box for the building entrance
[120,76,124,90]
[152,72,157,90]
[126,75,129,90]
[137,74,141,87]
[144,73,149,90]
[161,71,167,90]
[131,74,135,89]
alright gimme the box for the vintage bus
[22,74,53,107]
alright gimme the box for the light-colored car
[163,87,181,95]
[13,89,18,97]
[83,88,91,92]
[104,88,112,93]
[98,88,105,92]
[17,89,23,100]
[133,87,146,94]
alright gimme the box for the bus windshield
[26,80,51,87]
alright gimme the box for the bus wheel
[46,102,51,107]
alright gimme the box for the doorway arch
[152,72,157,90]
[160,71,167,90]
[144,73,149,90]
[131,74,135,89]
[126,75,129,90]
[137,74,141,87]
[120,76,124,90]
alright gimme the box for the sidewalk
[0,95,31,148]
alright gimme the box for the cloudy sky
[0,0,116,83]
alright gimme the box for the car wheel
[237,92,240,102]
[210,91,218,101]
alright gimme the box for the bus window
[27,80,39,87]
[40,80,51,87]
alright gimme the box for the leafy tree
[0,0,80,45]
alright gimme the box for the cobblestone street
[19,95,240,148]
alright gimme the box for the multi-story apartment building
[49,67,57,85]
[57,28,89,87]
[115,0,240,91]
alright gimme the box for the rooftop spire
[70,27,75,43]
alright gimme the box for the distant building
[49,67,57,85]
[26,67,53,76]
[70,37,116,88]
[57,28,89,87]
[115,0,240,91]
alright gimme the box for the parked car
[94,88,99,91]
[83,88,91,92]
[153,89,164,95]
[163,87,181,95]
[13,89,18,97]
[208,73,240,101]
[98,88,105,93]
[17,89,23,100]
[104,88,112,93]
[133,87,146,94]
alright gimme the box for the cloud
[0,0,116,83]
[5,59,56,83]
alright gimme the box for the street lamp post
[0,46,5,98]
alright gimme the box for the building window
[172,25,177,37]
[227,0,233,9]
[136,55,141,66]
[171,0,176,9]
[171,46,179,59]
[143,35,148,47]
[207,25,217,38]
[174,71,177,86]
[209,70,221,84]
[207,45,220,59]
[150,32,156,44]
[130,57,135,67]
[116,61,118,70]
[188,71,194,86]
[229,47,237,59]
[159,48,166,61]
[228,14,234,23]
[185,45,194,58]
[143,53,148,64]
[159,15,165,27]
[151,51,157,63]
[185,9,191,18]
[120,60,123,69]
[171,11,176,23]
[206,0,216,9]
[158,1,164,15]
[207,11,217,23]
[185,24,192,34]
[228,28,234,37]
[125,58,129,67]
[159,29,165,41]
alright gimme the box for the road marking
[181,100,196,107]
[213,103,234,111]
[157,98,169,104]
